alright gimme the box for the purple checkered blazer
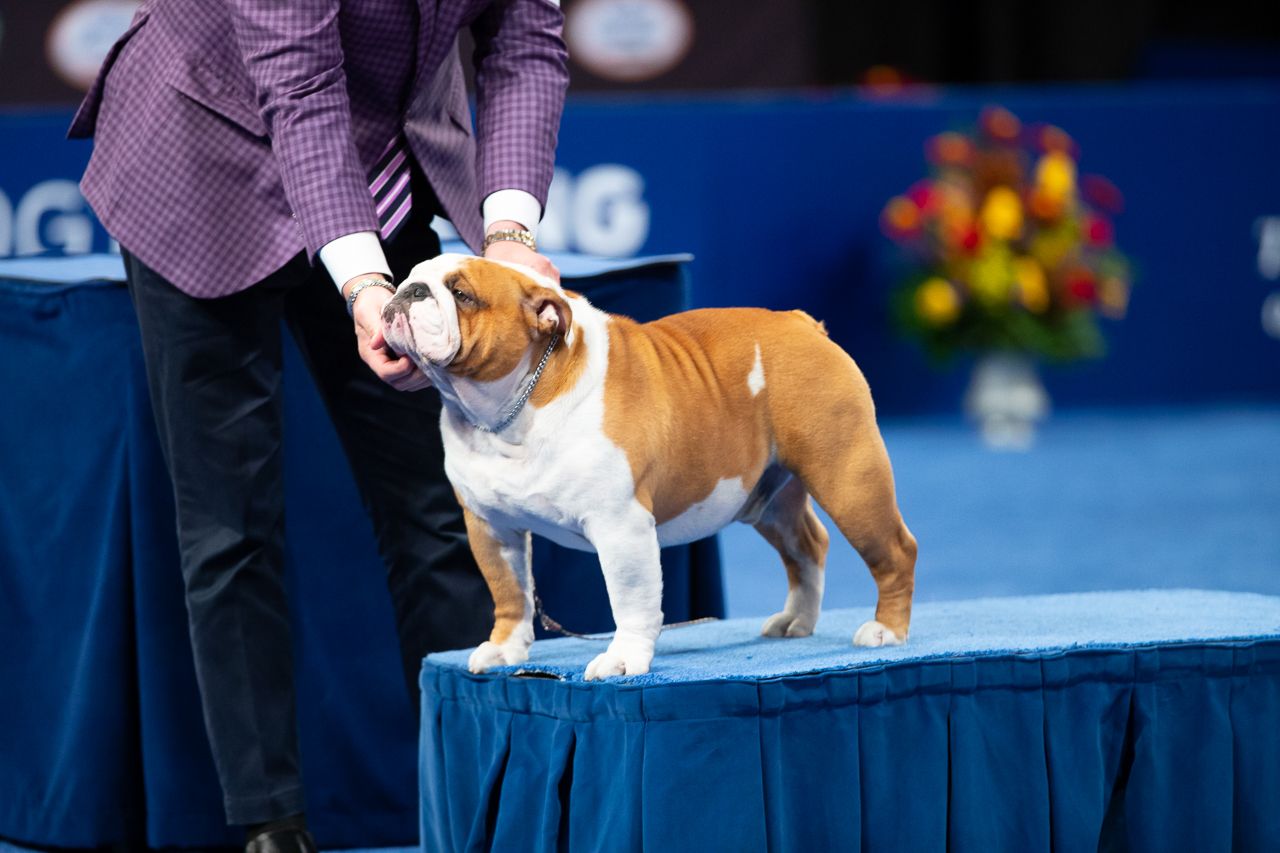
[69,0,568,297]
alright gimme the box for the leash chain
[474,333,559,433]
[534,592,719,640]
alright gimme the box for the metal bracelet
[482,229,537,253]
[345,276,396,317]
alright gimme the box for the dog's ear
[526,287,572,340]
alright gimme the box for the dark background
[3,0,1279,107]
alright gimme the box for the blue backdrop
[549,86,1280,412]
[2,84,1278,414]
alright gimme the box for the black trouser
[123,203,492,826]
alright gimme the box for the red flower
[959,225,982,254]
[881,196,923,239]
[1084,215,1113,246]
[1065,270,1098,303]
[980,106,1021,142]
[907,181,935,212]
[1032,123,1079,157]
[1082,175,1124,214]
[926,132,974,167]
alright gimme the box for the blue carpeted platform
[421,590,1280,852]
[428,589,1280,683]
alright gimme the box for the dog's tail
[790,309,829,337]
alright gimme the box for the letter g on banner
[541,165,651,258]
[0,181,96,257]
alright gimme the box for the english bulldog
[382,255,917,680]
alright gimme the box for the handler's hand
[483,222,560,283]
[346,278,433,392]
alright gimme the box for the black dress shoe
[244,827,318,853]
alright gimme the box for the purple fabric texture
[70,0,568,298]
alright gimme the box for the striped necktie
[369,135,413,241]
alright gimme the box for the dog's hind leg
[795,427,916,646]
[756,476,829,638]
[766,342,917,646]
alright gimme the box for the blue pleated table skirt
[419,589,1280,852]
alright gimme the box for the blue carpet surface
[722,405,1280,618]
[428,589,1280,684]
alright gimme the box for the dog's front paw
[761,610,817,638]
[467,640,529,674]
[584,652,628,680]
[584,644,653,681]
[852,620,904,648]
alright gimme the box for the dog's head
[381,254,572,386]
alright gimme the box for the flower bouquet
[881,107,1132,447]
[882,106,1130,363]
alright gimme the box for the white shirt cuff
[483,190,543,239]
[318,231,393,292]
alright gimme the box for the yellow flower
[1013,257,1050,313]
[1035,151,1077,202]
[915,278,962,326]
[1030,228,1075,270]
[979,186,1023,241]
[969,244,1015,306]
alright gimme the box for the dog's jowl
[382,255,917,680]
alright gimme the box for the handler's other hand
[347,277,432,392]
[483,227,560,283]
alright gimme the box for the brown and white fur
[382,255,917,680]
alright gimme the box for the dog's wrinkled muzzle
[381,280,461,366]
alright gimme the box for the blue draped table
[421,589,1280,852]
[0,250,723,850]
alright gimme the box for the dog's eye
[451,287,472,304]
[411,284,428,299]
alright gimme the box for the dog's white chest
[441,387,636,553]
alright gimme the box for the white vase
[963,353,1050,450]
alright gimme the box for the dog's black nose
[382,300,405,325]
[381,283,434,325]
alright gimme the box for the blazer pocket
[68,8,151,138]
[166,60,268,138]
[448,101,474,136]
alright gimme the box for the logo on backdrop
[0,181,96,257]
[541,165,650,257]
[1256,216,1280,341]
[0,167,651,261]
[431,164,651,258]
[565,0,694,82]
[46,0,140,91]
